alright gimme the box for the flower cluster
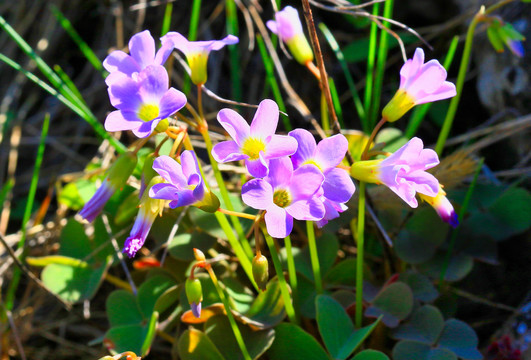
[213,99,356,238]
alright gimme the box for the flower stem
[361,118,387,160]
[306,221,323,294]
[284,235,300,323]
[217,207,257,221]
[435,0,515,155]
[355,181,366,328]
[262,227,298,324]
[206,265,252,360]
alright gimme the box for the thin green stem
[355,181,366,328]
[370,0,393,126]
[320,92,330,132]
[5,114,49,310]
[161,2,173,36]
[262,228,298,324]
[361,118,387,160]
[283,235,300,323]
[226,0,241,100]
[306,221,323,294]
[435,0,515,154]
[364,3,380,128]
[183,135,258,290]
[206,266,252,360]
[439,158,484,289]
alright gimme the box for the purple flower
[242,157,325,238]
[149,152,206,208]
[78,152,137,222]
[382,48,456,122]
[316,197,348,228]
[190,302,202,318]
[350,137,440,208]
[105,65,187,138]
[419,185,459,228]
[212,99,298,178]
[103,30,173,86]
[78,181,115,223]
[123,177,165,258]
[289,129,355,203]
[266,6,313,64]
[161,32,238,85]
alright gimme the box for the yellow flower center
[273,189,291,208]
[241,137,266,160]
[301,159,323,172]
[138,104,160,122]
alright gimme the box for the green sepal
[185,277,203,304]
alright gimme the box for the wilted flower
[212,99,298,178]
[266,6,314,65]
[419,184,459,228]
[123,176,165,258]
[149,152,219,211]
[382,48,456,122]
[242,157,325,238]
[105,65,187,138]
[79,152,137,222]
[350,137,440,208]
[103,30,173,85]
[161,32,238,85]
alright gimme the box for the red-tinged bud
[193,248,206,262]
[252,254,269,291]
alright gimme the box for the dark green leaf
[417,252,473,282]
[176,328,226,360]
[438,319,482,360]
[106,290,144,327]
[392,305,444,344]
[398,272,439,302]
[267,323,329,360]
[137,274,176,318]
[169,232,216,261]
[365,282,413,327]
[352,350,390,360]
[245,279,286,328]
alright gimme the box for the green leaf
[352,350,390,360]
[365,282,413,327]
[417,252,473,282]
[316,295,380,359]
[205,315,275,360]
[244,279,286,329]
[398,272,439,302]
[375,128,408,153]
[393,341,457,360]
[57,179,97,210]
[41,261,109,303]
[325,258,357,287]
[395,209,449,264]
[487,25,505,52]
[293,233,339,282]
[438,319,482,360]
[392,305,444,345]
[137,274,176,318]
[106,290,144,327]
[176,329,226,360]
[105,324,145,356]
[141,312,159,356]
[58,218,90,259]
[267,323,329,360]
[169,232,216,261]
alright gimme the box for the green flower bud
[194,189,220,213]
[252,254,269,291]
[154,118,169,133]
[107,152,138,190]
[185,277,203,304]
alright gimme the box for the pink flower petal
[129,30,156,70]
[217,108,250,146]
[289,164,324,201]
[159,87,187,119]
[288,128,316,168]
[138,65,169,103]
[264,205,292,238]
[265,134,298,160]
[286,197,325,221]
[314,134,349,170]
[105,110,142,132]
[212,140,247,163]
[322,168,355,203]
[414,81,456,105]
[250,99,279,137]
[241,179,274,210]
[152,155,187,187]
[103,50,139,76]
[266,157,293,189]
[246,156,269,178]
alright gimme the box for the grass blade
[369,0,393,127]
[363,3,380,130]
[5,114,50,310]
[226,0,242,101]
[319,23,366,131]
[0,53,126,152]
[161,1,173,36]
[256,34,290,130]
[329,77,344,129]
[49,5,105,74]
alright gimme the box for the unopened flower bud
[185,277,203,318]
[79,152,137,222]
[252,254,269,291]
[193,248,206,262]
